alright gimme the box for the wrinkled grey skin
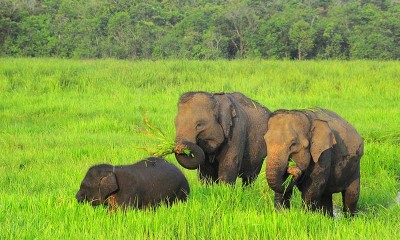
[76,157,190,209]
[174,92,271,186]
[264,108,363,216]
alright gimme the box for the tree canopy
[1,0,399,60]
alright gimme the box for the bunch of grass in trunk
[137,116,191,157]
[282,159,297,194]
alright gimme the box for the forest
[1,0,400,60]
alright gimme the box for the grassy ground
[0,58,399,239]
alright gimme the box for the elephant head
[264,110,336,193]
[174,92,235,169]
[76,164,119,206]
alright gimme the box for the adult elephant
[264,108,364,216]
[174,91,271,185]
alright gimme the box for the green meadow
[0,58,399,239]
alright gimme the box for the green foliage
[289,20,315,60]
[1,58,400,239]
[1,0,400,59]
[13,14,56,57]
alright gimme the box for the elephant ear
[310,119,337,163]
[215,94,236,138]
[99,172,119,201]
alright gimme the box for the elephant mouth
[197,138,223,154]
[285,157,304,184]
[287,165,302,182]
[77,198,101,206]
[76,191,102,206]
[266,156,304,194]
[90,199,101,206]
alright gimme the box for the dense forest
[1,0,400,60]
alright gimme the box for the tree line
[1,0,400,60]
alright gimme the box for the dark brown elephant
[264,108,363,216]
[76,157,189,209]
[174,92,271,185]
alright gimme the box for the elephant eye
[289,141,297,150]
[196,121,205,130]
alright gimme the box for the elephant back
[311,108,364,158]
[230,92,271,114]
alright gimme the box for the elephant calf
[76,157,190,209]
[264,108,364,216]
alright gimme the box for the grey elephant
[264,108,363,216]
[76,157,190,209]
[174,91,271,185]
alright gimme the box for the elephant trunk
[174,141,205,170]
[266,154,289,194]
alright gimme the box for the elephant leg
[217,155,241,184]
[302,198,319,212]
[274,188,293,210]
[218,171,237,184]
[301,156,330,213]
[301,190,322,213]
[242,163,262,186]
[242,174,257,186]
[342,177,360,216]
[198,162,218,184]
[217,164,239,184]
[321,194,333,217]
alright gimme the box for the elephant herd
[76,91,364,217]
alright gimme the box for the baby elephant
[264,108,364,216]
[76,157,190,209]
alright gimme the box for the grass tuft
[378,132,400,144]
[136,114,191,157]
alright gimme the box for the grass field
[1,58,399,239]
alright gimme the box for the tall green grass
[1,58,399,239]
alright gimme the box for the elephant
[264,108,363,216]
[76,157,190,209]
[174,91,271,185]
